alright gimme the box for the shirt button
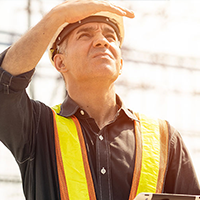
[101,167,106,175]
[99,135,104,141]
[80,110,84,115]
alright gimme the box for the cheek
[111,42,121,58]
[114,48,122,66]
[66,42,89,61]
[63,49,87,77]
[64,47,79,68]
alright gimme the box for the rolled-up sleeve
[0,48,35,94]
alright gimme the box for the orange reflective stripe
[53,110,69,200]
[51,105,96,200]
[156,119,169,193]
[129,113,168,199]
[71,116,96,199]
[129,119,142,200]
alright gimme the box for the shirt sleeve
[163,123,200,194]
[0,48,35,94]
[0,48,38,163]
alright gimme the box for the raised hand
[51,0,135,25]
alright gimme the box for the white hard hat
[48,11,124,65]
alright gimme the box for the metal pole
[27,0,35,99]
[27,0,31,29]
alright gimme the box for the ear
[53,54,68,73]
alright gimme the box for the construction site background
[0,0,200,199]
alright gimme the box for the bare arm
[1,0,134,76]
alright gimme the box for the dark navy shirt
[0,49,200,200]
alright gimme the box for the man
[0,0,199,200]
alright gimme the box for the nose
[93,34,110,48]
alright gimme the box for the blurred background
[0,0,200,199]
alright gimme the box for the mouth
[92,52,113,59]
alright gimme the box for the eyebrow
[76,26,116,35]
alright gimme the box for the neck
[67,82,118,129]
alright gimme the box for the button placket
[96,130,111,200]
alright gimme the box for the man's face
[60,22,123,85]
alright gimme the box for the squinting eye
[106,34,117,41]
[78,33,91,39]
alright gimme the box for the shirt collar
[59,92,139,122]
[59,93,80,117]
[116,94,139,122]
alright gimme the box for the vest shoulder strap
[51,105,96,200]
[129,113,169,199]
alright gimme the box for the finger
[112,4,135,18]
[107,2,135,18]
[97,1,135,18]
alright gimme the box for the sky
[1,0,200,58]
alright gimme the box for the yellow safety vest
[51,105,169,200]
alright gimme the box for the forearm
[1,0,134,76]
